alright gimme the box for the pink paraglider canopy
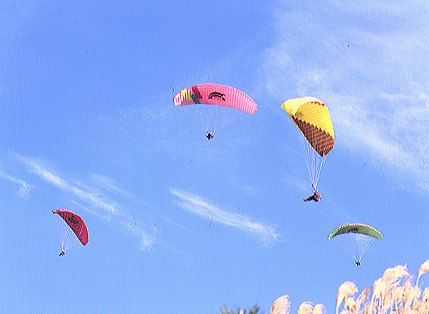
[173,83,258,114]
[52,209,89,245]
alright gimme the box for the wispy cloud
[6,153,155,249]
[170,188,279,247]
[21,156,117,213]
[89,173,133,197]
[68,199,155,250]
[260,0,429,193]
[227,174,260,197]
[0,169,34,198]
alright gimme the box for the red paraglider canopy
[52,209,89,245]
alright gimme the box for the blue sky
[1,0,429,313]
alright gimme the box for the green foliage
[219,304,260,314]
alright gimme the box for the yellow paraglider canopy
[281,97,334,157]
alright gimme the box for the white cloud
[8,153,155,250]
[170,188,279,248]
[0,169,34,198]
[21,156,117,214]
[90,173,131,196]
[227,174,260,197]
[260,0,429,193]
[68,199,155,251]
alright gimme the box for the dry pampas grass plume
[297,302,327,314]
[270,295,291,314]
[311,304,327,314]
[297,302,313,314]
[270,259,429,314]
[417,258,429,285]
[336,281,358,314]
[270,297,326,314]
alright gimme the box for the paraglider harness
[313,191,321,201]
[304,188,321,202]
[206,132,215,140]
[59,250,65,256]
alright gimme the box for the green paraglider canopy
[328,223,383,240]
[328,223,383,265]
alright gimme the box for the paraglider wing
[328,223,383,240]
[173,84,258,114]
[52,209,89,245]
[328,223,382,264]
[281,97,334,157]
